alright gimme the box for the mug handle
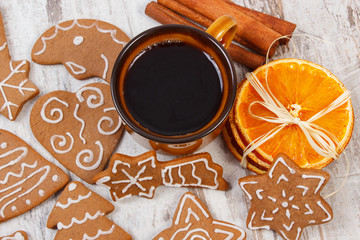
[206,15,237,49]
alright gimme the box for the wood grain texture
[0,0,359,239]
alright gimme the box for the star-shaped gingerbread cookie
[238,154,333,240]
[0,13,38,120]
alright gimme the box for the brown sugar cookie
[0,129,68,223]
[238,154,333,240]
[0,13,39,120]
[0,231,28,240]
[48,181,132,240]
[30,82,123,184]
[94,151,228,201]
[153,192,246,239]
[31,19,130,83]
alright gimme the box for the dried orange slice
[233,58,354,170]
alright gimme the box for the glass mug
[111,16,237,155]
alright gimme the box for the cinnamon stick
[145,1,265,69]
[175,0,281,56]
[225,0,296,42]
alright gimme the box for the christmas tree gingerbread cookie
[48,181,132,240]
[153,192,246,239]
[31,19,130,83]
[0,129,68,223]
[0,231,28,240]
[30,82,123,183]
[94,151,228,201]
[0,12,38,120]
[238,154,333,240]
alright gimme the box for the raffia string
[241,35,351,199]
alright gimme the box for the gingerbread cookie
[48,181,132,240]
[0,231,28,240]
[0,129,68,223]
[30,82,123,183]
[153,192,246,239]
[238,154,333,240]
[31,19,130,83]
[0,13,39,120]
[94,151,228,201]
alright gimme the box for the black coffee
[123,41,223,136]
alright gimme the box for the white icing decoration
[282,202,289,208]
[283,221,294,231]
[101,53,108,79]
[161,158,220,189]
[272,208,279,214]
[174,194,209,225]
[73,104,86,144]
[0,60,36,120]
[11,206,16,211]
[286,209,291,219]
[0,41,7,51]
[213,220,246,240]
[256,189,264,199]
[81,224,115,240]
[185,208,200,223]
[68,182,77,191]
[0,165,50,218]
[111,167,152,194]
[97,107,122,135]
[57,211,104,230]
[65,62,86,75]
[38,189,45,196]
[282,190,286,197]
[137,156,156,168]
[296,185,309,196]
[268,157,296,178]
[277,174,288,184]
[40,97,69,124]
[34,19,126,56]
[73,36,84,45]
[0,142,7,149]
[260,210,273,221]
[0,147,28,171]
[248,212,270,230]
[317,200,332,222]
[239,181,258,200]
[75,141,104,171]
[138,186,156,198]
[268,196,277,202]
[309,220,316,224]
[50,132,74,154]
[112,160,131,173]
[52,174,59,182]
[26,199,31,205]
[304,204,313,215]
[0,161,37,184]
[76,87,104,108]
[96,176,111,185]
[292,205,299,210]
[289,196,294,201]
[56,191,92,209]
[301,174,325,194]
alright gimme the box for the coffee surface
[124,41,223,136]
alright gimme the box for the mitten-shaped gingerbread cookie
[47,181,132,240]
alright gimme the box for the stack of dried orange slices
[223,58,354,174]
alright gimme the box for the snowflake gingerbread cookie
[0,13,38,120]
[153,192,246,239]
[94,151,228,201]
[238,154,333,240]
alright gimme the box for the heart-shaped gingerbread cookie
[30,83,123,183]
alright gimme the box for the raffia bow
[241,70,351,167]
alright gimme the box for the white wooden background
[0,0,359,239]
